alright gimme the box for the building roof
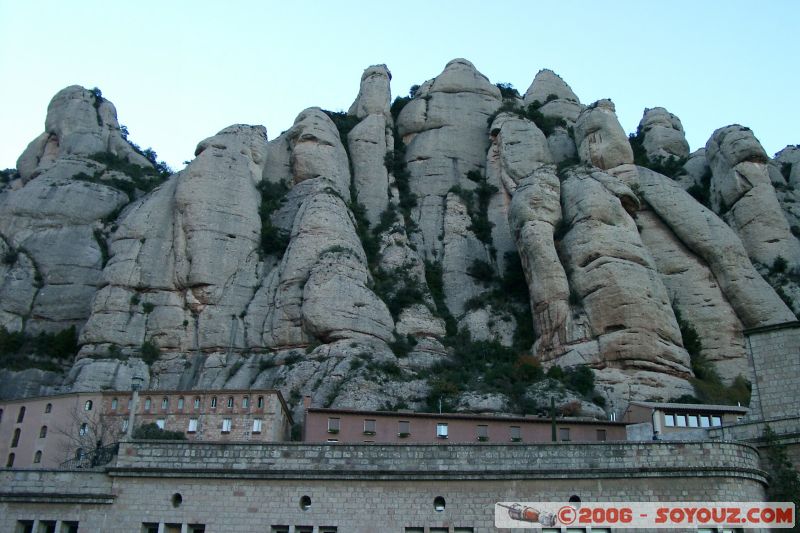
[306,407,626,425]
[627,401,749,414]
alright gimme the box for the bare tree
[54,397,122,467]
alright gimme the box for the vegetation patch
[133,422,186,440]
[257,180,290,258]
[487,99,567,136]
[0,326,78,371]
[628,126,687,179]
[448,170,498,246]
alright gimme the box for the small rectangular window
[122,419,129,432]
[111,398,118,410]
[404,529,424,533]
[596,429,607,441]
[210,397,217,408]
[194,397,201,409]
[296,527,313,533]
[141,524,159,533]
[477,424,488,440]
[144,398,151,411]
[326,438,338,443]
[700,415,711,428]
[222,418,232,433]
[16,521,34,533]
[188,526,206,533]
[436,423,448,438]
[688,415,699,428]
[258,396,264,408]
[398,420,410,436]
[711,415,722,427]
[252,419,263,433]
[676,414,687,427]
[242,396,249,408]
[188,418,198,432]
[61,521,80,533]
[454,529,475,533]
[177,397,184,410]
[156,419,165,430]
[161,397,168,410]
[319,528,338,533]
[559,427,571,441]
[363,419,376,433]
[510,426,521,441]
[227,397,234,408]
[328,417,340,433]
[270,527,289,533]
[664,413,675,427]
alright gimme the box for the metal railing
[59,441,119,470]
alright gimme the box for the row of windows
[141,523,205,533]
[664,412,723,428]
[16,520,79,533]
[326,418,606,442]
[145,417,264,434]
[5,450,43,467]
[137,395,266,412]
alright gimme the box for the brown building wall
[304,409,626,444]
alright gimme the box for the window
[44,403,52,414]
[242,396,249,408]
[39,425,47,438]
[436,423,448,438]
[156,419,165,430]
[257,396,264,408]
[0,408,2,422]
[144,397,152,411]
[222,418,232,433]
[711,416,722,427]
[210,396,217,408]
[327,439,338,443]
[596,429,607,441]
[404,529,424,533]
[477,424,489,440]
[453,529,474,533]
[300,495,312,510]
[6,453,14,467]
[122,419,129,432]
[664,413,675,427]
[75,448,84,460]
[270,527,290,533]
[398,420,410,436]
[84,400,93,411]
[296,527,313,533]
[141,524,159,533]
[62,522,80,533]
[111,398,118,410]
[33,450,42,463]
[328,417,340,433]
[11,428,21,447]
[676,414,687,427]
[700,415,711,428]
[433,496,446,511]
[79,423,88,436]
[188,418,198,432]
[194,397,201,409]
[162,397,169,410]
[559,427,571,441]
[363,419,376,434]
[177,397,184,410]
[252,419,263,433]
[688,415,699,428]
[17,406,25,423]
[16,520,33,533]
[510,426,521,441]
[188,526,205,533]
[319,528,338,533]
[227,396,234,408]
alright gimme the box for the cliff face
[2,60,797,419]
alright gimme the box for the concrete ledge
[0,491,114,504]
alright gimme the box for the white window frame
[664,413,675,427]
[436,423,448,438]
[188,419,198,433]
[222,418,232,433]
[177,397,184,410]
[242,396,249,408]
[252,419,263,433]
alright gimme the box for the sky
[1,1,798,171]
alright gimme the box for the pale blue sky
[1,1,798,170]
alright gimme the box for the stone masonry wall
[745,322,800,420]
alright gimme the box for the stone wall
[0,442,769,533]
[745,321,800,420]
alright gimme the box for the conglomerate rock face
[2,60,798,419]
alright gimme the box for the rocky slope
[2,60,798,422]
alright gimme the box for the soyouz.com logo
[495,502,796,529]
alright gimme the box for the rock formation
[2,60,798,421]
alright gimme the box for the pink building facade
[304,406,627,444]
[0,389,292,469]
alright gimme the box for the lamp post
[126,376,143,441]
